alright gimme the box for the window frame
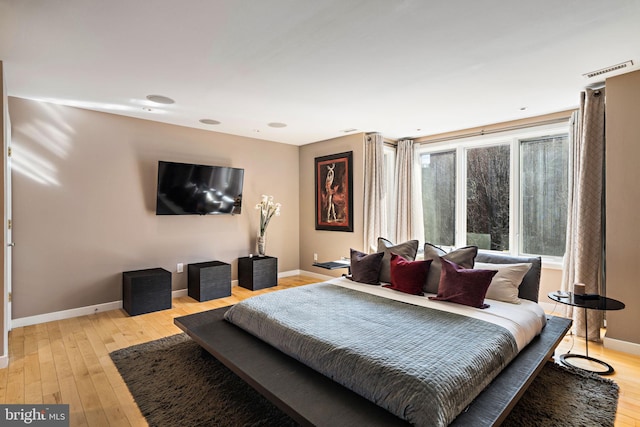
[416,121,570,268]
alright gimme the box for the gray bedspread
[224,283,519,427]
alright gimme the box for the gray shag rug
[110,334,619,427]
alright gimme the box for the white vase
[257,233,267,256]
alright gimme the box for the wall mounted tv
[156,161,244,215]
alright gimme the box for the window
[520,135,569,257]
[466,144,510,251]
[418,123,570,263]
[383,145,396,240]
[421,150,456,246]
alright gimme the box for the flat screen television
[155,161,244,215]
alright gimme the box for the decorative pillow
[475,252,542,302]
[423,243,478,294]
[475,262,532,304]
[429,258,497,308]
[382,254,431,295]
[377,238,419,283]
[349,248,384,285]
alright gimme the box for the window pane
[466,145,510,251]
[521,135,569,256]
[421,151,455,246]
[383,147,396,240]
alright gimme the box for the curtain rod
[365,132,398,147]
[413,116,572,145]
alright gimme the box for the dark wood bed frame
[175,306,571,427]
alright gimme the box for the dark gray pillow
[377,238,419,283]
[423,243,478,294]
[349,248,384,285]
[475,251,542,302]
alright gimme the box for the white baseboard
[298,270,337,281]
[604,336,640,356]
[173,288,188,297]
[277,269,335,281]
[12,300,124,329]
[278,269,303,278]
[0,354,7,369]
[11,270,299,328]
[13,287,191,328]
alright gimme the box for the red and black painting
[315,151,353,232]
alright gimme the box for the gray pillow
[349,248,384,285]
[423,243,478,294]
[377,238,419,283]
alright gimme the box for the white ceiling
[1,0,639,145]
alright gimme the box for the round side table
[548,292,625,375]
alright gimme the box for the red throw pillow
[428,258,497,308]
[382,253,431,295]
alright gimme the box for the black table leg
[559,306,614,375]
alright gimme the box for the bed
[175,251,571,426]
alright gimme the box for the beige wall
[605,70,640,344]
[9,97,300,319]
[299,133,365,276]
[538,268,562,302]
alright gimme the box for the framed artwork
[315,151,353,232]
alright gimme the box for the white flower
[257,195,282,236]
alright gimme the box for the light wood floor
[0,275,638,426]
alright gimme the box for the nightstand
[188,261,231,301]
[238,256,278,290]
[122,268,171,316]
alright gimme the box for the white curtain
[562,88,606,342]
[363,133,386,253]
[394,139,424,243]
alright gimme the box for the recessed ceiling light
[199,119,221,125]
[146,94,175,104]
[519,107,527,111]
[342,128,358,133]
[268,122,287,128]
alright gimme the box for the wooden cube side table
[188,261,231,301]
[238,256,277,290]
[122,268,171,316]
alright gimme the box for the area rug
[110,334,619,427]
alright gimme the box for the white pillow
[474,262,532,304]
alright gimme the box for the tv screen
[156,161,244,215]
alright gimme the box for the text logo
[0,405,69,426]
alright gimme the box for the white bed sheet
[328,276,546,352]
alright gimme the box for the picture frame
[315,151,353,232]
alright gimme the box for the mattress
[224,279,546,426]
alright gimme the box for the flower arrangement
[255,195,281,256]
[256,195,282,236]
